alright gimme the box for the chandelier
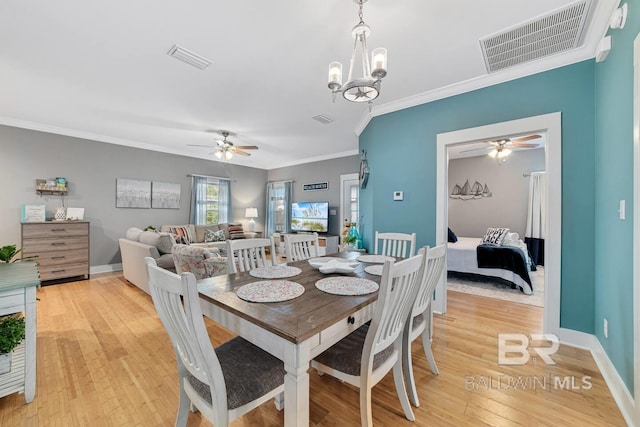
[327,0,387,108]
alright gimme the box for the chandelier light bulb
[371,48,387,79]
[328,62,343,90]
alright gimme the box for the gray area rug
[447,267,544,307]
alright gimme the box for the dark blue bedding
[476,244,533,293]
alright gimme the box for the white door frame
[632,32,640,422]
[435,112,562,335]
[340,173,359,233]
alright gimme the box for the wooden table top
[197,252,383,344]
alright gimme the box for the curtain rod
[267,179,295,183]
[188,173,231,180]
[522,171,546,177]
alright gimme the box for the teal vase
[347,224,362,249]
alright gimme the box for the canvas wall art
[116,179,151,208]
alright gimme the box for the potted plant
[0,245,22,263]
[0,315,25,374]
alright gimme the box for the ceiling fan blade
[234,145,258,150]
[232,149,251,157]
[509,143,540,148]
[460,146,491,153]
[188,144,215,147]
[511,134,541,143]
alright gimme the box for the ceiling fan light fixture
[497,148,512,158]
[488,149,498,158]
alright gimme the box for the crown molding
[354,0,618,136]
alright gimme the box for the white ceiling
[0,1,616,170]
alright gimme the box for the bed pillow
[481,227,509,246]
[448,227,458,243]
[501,232,520,247]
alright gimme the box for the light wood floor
[0,272,626,426]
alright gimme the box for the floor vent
[480,0,592,73]
[312,114,334,125]
[167,44,212,70]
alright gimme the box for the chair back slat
[412,244,447,318]
[375,232,416,258]
[226,238,275,273]
[144,257,228,417]
[366,254,423,359]
[284,233,319,262]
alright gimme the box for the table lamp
[245,207,258,232]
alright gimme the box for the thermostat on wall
[393,191,404,201]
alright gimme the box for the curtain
[525,172,546,266]
[219,179,231,224]
[265,181,292,237]
[189,175,208,225]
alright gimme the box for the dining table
[197,251,385,427]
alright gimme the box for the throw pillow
[481,227,509,246]
[227,223,245,240]
[139,231,176,254]
[447,227,458,243]
[168,226,194,245]
[204,229,226,242]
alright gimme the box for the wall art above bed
[450,179,492,200]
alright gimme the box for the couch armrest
[119,238,161,295]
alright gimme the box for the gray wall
[448,148,545,238]
[268,155,358,236]
[0,125,267,269]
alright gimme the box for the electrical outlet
[603,318,608,338]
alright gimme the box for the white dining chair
[311,252,425,427]
[402,244,446,407]
[284,233,319,261]
[226,238,276,273]
[144,257,285,427]
[374,231,416,258]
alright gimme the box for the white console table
[0,261,39,403]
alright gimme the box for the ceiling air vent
[480,0,592,73]
[167,44,212,70]
[312,114,334,125]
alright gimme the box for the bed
[447,236,535,294]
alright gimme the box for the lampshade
[245,208,258,218]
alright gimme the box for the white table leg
[283,341,311,427]
[24,286,36,403]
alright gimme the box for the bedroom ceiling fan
[461,134,542,163]
[187,130,259,160]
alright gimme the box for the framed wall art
[152,181,181,209]
[116,178,151,208]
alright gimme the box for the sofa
[119,223,245,294]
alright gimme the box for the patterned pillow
[227,223,246,240]
[204,229,226,242]
[481,227,509,245]
[168,226,194,245]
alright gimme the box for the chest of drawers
[21,221,90,282]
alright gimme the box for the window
[190,176,231,225]
[348,184,359,223]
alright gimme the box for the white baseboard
[590,336,636,427]
[90,263,122,275]
[550,328,636,425]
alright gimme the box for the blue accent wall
[360,60,596,334]
[594,7,639,394]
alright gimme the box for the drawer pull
[52,256,66,260]
[51,229,67,232]
[51,269,66,273]
[347,316,355,325]
[51,243,66,246]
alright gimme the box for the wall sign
[303,182,328,191]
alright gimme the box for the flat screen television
[291,201,329,233]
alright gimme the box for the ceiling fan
[188,131,258,160]
[461,134,542,162]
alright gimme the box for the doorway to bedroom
[446,136,546,310]
[435,112,562,335]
